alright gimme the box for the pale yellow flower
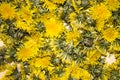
[0,39,5,48]
[0,70,7,79]
[105,53,116,65]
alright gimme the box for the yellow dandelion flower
[86,49,102,64]
[29,57,51,68]
[16,38,39,61]
[105,0,120,11]
[52,0,66,4]
[81,70,91,80]
[0,2,16,19]
[35,57,51,68]
[65,62,91,79]
[70,66,82,79]
[90,3,111,21]
[43,0,57,11]
[66,30,80,46]
[112,42,120,51]
[102,28,118,42]
[19,5,35,24]
[65,63,81,79]
[27,64,46,80]
[44,17,64,37]
[16,47,34,61]
[31,32,44,46]
[40,12,55,22]
[15,19,36,33]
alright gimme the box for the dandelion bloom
[90,3,111,21]
[16,38,39,61]
[103,28,118,42]
[105,0,120,11]
[44,17,64,37]
[0,2,16,19]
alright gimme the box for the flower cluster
[0,0,120,80]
